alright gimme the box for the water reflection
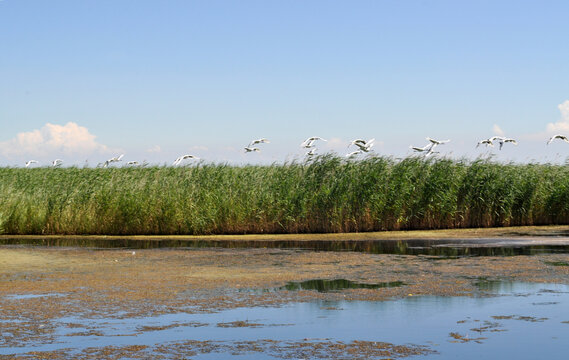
[3,236,569,256]
[281,279,405,292]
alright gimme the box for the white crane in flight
[301,137,327,148]
[104,154,124,167]
[426,137,450,145]
[476,138,494,148]
[410,142,435,153]
[491,136,517,150]
[173,154,199,165]
[306,148,318,157]
[244,147,260,153]
[248,138,270,147]
[547,134,569,145]
[346,150,364,157]
[349,138,375,152]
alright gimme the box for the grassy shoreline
[2,156,569,236]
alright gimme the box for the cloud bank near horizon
[0,122,111,160]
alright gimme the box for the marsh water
[2,235,569,358]
[2,281,569,359]
[4,236,569,256]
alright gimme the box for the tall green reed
[1,156,569,235]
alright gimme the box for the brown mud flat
[7,340,435,360]
[1,242,569,358]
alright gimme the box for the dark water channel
[2,282,569,359]
[4,236,569,256]
[282,279,406,292]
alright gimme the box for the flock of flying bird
[242,136,375,157]
[21,134,569,168]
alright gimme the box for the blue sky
[1,0,569,166]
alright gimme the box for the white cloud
[326,137,347,149]
[560,100,569,120]
[146,145,161,153]
[0,122,110,159]
[493,124,504,136]
[189,145,209,151]
[546,100,569,133]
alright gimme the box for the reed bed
[1,155,569,235]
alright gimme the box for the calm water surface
[3,282,569,359]
[4,236,569,256]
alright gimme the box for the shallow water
[4,293,65,300]
[4,236,569,256]
[2,282,569,358]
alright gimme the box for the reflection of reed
[282,279,405,292]
[2,236,569,256]
[3,155,569,235]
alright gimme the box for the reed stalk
[1,156,568,235]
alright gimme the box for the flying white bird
[491,136,517,150]
[426,137,450,145]
[173,154,199,165]
[244,147,260,153]
[301,137,327,148]
[410,143,435,153]
[424,150,440,158]
[126,161,140,166]
[476,138,494,148]
[51,159,63,167]
[104,154,124,167]
[346,150,364,157]
[410,142,438,157]
[306,148,318,157]
[348,139,366,147]
[25,160,38,167]
[248,138,270,147]
[411,137,449,157]
[349,138,375,152]
[547,134,569,145]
